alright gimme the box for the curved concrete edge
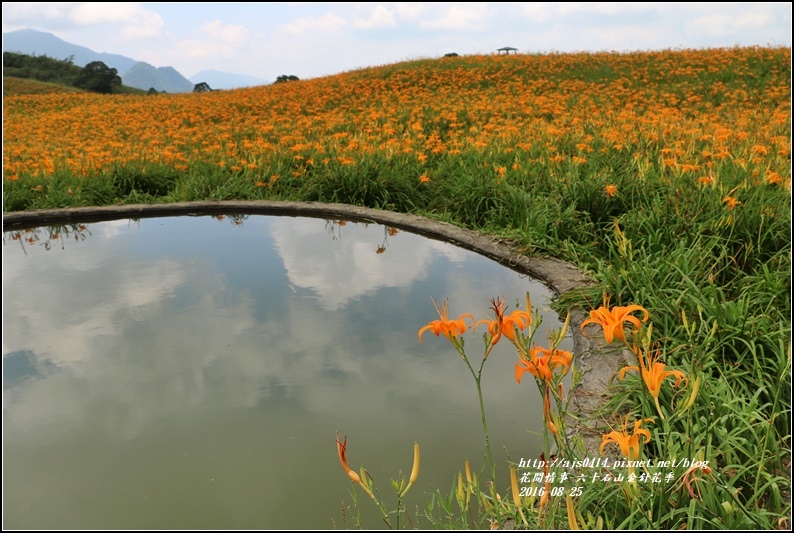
[3,200,620,456]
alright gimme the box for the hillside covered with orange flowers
[4,46,789,199]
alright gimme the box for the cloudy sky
[2,2,791,81]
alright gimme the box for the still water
[3,214,572,529]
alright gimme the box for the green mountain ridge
[3,29,138,75]
[122,62,194,93]
[3,51,146,95]
[4,29,194,93]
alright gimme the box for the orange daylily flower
[336,433,376,500]
[599,416,654,461]
[336,433,362,484]
[722,196,740,210]
[620,345,687,419]
[673,463,715,500]
[580,296,649,344]
[418,299,474,342]
[475,295,532,347]
[515,343,571,437]
[765,170,783,185]
[604,184,618,197]
[514,345,572,383]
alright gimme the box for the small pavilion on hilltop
[497,46,518,55]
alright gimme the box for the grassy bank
[3,46,791,528]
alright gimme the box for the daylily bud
[566,494,580,530]
[554,311,571,346]
[400,442,420,497]
[510,466,521,507]
[680,375,701,413]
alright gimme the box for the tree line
[5,51,300,94]
[4,51,123,94]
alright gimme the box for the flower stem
[458,344,496,484]
[475,375,495,483]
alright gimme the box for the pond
[3,214,572,530]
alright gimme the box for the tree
[73,61,122,94]
[193,82,213,93]
[275,74,300,83]
[2,51,83,84]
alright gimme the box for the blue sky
[2,2,791,81]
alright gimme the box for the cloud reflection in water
[2,215,571,529]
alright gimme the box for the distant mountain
[123,62,193,93]
[189,69,270,90]
[3,29,259,94]
[3,29,138,74]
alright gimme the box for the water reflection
[3,215,572,530]
[4,223,92,253]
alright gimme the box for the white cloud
[686,10,778,39]
[281,12,348,35]
[119,10,166,40]
[518,2,577,23]
[69,2,143,25]
[351,4,396,29]
[270,218,468,311]
[573,24,666,51]
[169,39,234,60]
[201,19,251,45]
[393,2,426,20]
[139,19,254,70]
[3,254,189,366]
[419,3,491,30]
[516,2,667,24]
[2,2,165,40]
[1,2,74,27]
